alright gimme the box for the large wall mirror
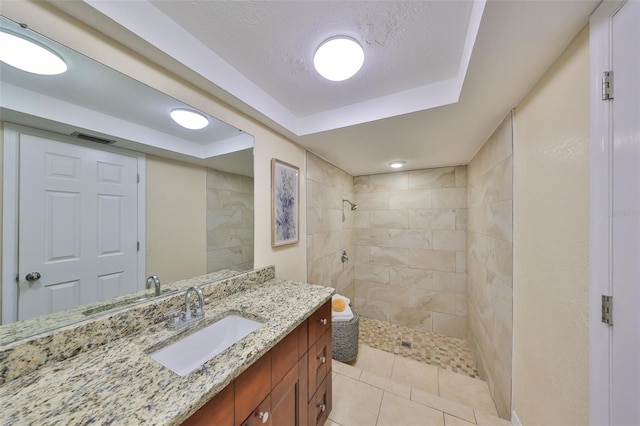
[0,16,255,342]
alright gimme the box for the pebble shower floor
[358,317,479,378]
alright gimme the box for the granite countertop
[0,279,333,426]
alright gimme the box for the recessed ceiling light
[170,109,209,130]
[314,37,364,82]
[0,31,67,75]
[389,161,406,169]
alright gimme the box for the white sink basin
[149,314,263,376]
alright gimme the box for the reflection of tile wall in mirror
[0,15,255,338]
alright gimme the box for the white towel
[331,294,354,322]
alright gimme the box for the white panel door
[611,0,640,424]
[18,133,139,321]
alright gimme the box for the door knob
[25,272,41,281]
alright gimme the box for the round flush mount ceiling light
[314,37,364,82]
[389,161,406,169]
[0,31,67,75]
[170,109,209,130]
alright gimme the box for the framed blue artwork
[271,158,299,247]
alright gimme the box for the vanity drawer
[307,329,331,399]
[308,300,331,347]
[308,372,332,426]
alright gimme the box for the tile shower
[206,168,254,272]
[305,124,513,418]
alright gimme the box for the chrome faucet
[146,275,161,296]
[184,286,205,321]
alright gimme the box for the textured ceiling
[150,0,472,117]
[18,0,600,176]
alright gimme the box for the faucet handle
[164,309,183,327]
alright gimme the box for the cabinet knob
[318,355,326,364]
[319,403,326,412]
[319,318,327,325]
[258,411,269,423]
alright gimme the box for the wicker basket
[332,310,359,363]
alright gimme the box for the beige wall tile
[389,229,433,249]
[410,209,457,230]
[354,191,390,209]
[389,189,433,209]
[370,246,410,267]
[432,271,467,293]
[410,249,456,272]
[354,297,389,321]
[408,167,456,189]
[370,210,409,228]
[467,111,513,420]
[355,264,390,283]
[432,312,467,338]
[353,210,370,228]
[433,230,467,251]
[354,166,468,339]
[389,306,433,331]
[370,172,409,191]
[353,175,370,193]
[432,188,467,208]
[456,251,467,273]
[355,228,391,246]
[390,267,433,289]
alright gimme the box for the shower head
[343,199,358,211]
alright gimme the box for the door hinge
[137,174,140,183]
[602,71,613,100]
[15,273,19,283]
[602,294,613,325]
[137,241,140,252]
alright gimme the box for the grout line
[374,390,386,426]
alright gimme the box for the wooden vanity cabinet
[181,381,235,426]
[181,300,332,426]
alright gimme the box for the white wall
[512,26,590,425]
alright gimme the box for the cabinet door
[181,381,234,426]
[240,395,271,426]
[271,363,299,426]
[308,372,332,426]
[272,326,299,386]
[235,352,272,426]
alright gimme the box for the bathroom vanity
[183,300,332,426]
[0,266,333,425]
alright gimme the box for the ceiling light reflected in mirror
[0,30,67,75]
[389,161,406,169]
[170,108,209,130]
[314,36,364,82]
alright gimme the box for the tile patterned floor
[358,317,479,378]
[326,345,507,426]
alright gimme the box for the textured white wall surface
[146,156,207,284]
[513,26,590,425]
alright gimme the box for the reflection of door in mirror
[8,126,145,322]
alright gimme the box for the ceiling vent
[71,131,116,145]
